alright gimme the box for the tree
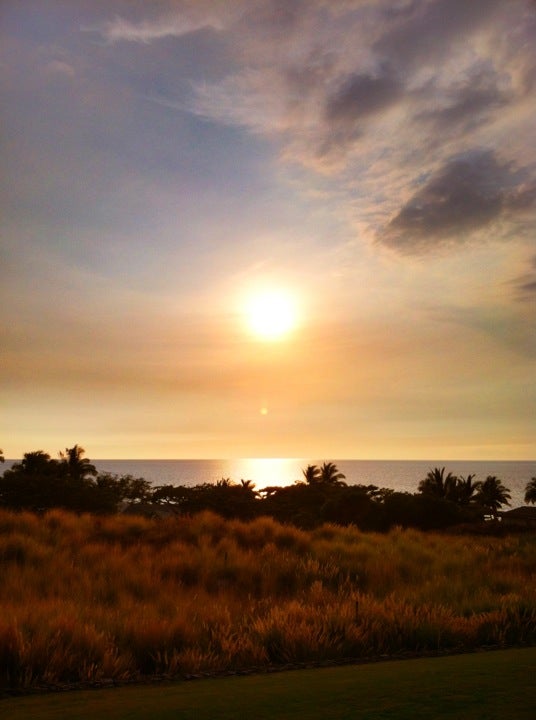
[0,451,63,511]
[302,464,321,485]
[455,474,481,505]
[19,450,56,475]
[94,473,152,510]
[59,444,97,482]
[418,467,458,501]
[0,445,144,514]
[524,478,536,505]
[320,485,381,529]
[260,482,324,528]
[152,479,259,520]
[318,462,346,485]
[382,491,473,530]
[0,449,4,463]
[120,475,152,502]
[475,476,511,518]
[152,484,192,508]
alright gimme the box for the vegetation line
[2,446,535,530]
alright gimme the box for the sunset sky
[1,0,535,460]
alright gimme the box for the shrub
[0,509,535,688]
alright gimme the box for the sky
[1,0,535,460]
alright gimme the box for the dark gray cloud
[326,67,402,123]
[379,151,536,251]
[414,66,507,135]
[374,0,507,70]
[518,280,536,295]
[317,66,402,156]
[511,255,536,301]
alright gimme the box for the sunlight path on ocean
[222,458,304,488]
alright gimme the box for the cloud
[137,0,536,258]
[92,2,232,44]
[378,150,536,251]
[316,65,403,155]
[413,65,508,136]
[373,0,507,70]
[11,0,536,256]
[44,60,75,78]
[433,301,536,360]
[517,279,536,296]
[511,255,536,301]
[326,67,402,123]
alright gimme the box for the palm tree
[456,474,481,505]
[319,462,346,485]
[20,450,54,474]
[418,467,458,500]
[302,464,321,485]
[239,479,259,499]
[475,476,511,518]
[524,478,536,504]
[59,445,97,482]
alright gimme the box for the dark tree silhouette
[475,476,511,518]
[418,467,458,501]
[0,451,62,511]
[95,473,152,506]
[0,444,523,532]
[19,450,55,475]
[152,478,259,520]
[524,478,536,504]
[455,474,481,505]
[320,485,381,529]
[319,462,346,485]
[302,464,321,485]
[59,444,97,482]
[382,491,474,530]
[0,446,150,514]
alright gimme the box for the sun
[246,289,298,341]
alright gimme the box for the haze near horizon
[1,1,535,460]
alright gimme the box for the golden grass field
[1,509,535,690]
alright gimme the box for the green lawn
[2,648,535,720]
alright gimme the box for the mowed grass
[3,647,536,720]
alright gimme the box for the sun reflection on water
[220,458,305,489]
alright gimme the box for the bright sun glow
[246,289,297,340]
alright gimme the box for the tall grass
[1,509,535,688]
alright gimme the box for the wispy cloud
[93,5,229,44]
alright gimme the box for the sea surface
[92,458,535,509]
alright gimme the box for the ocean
[90,458,535,509]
